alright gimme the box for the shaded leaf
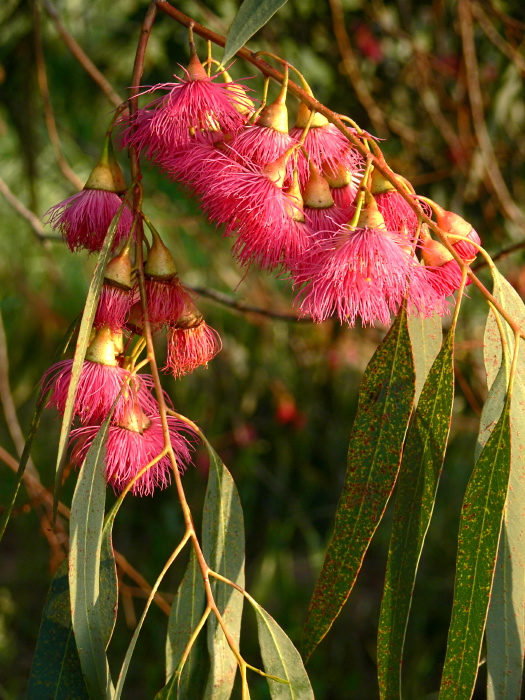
[202,437,245,700]
[484,272,525,700]
[28,559,89,699]
[164,548,208,697]
[250,598,314,699]
[378,327,455,699]
[69,418,114,698]
[53,205,123,518]
[440,403,511,699]
[302,309,415,660]
[222,0,289,65]
[407,311,442,404]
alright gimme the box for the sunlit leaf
[378,327,454,699]
[249,597,314,699]
[440,403,511,699]
[69,417,114,698]
[302,309,415,660]
[484,272,525,700]
[202,437,245,700]
[28,559,89,699]
[163,549,208,698]
[407,311,443,404]
[53,205,123,518]
[222,0,289,65]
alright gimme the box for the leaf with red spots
[377,326,455,699]
[302,308,415,660]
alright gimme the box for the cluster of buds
[117,40,480,327]
[41,36,482,495]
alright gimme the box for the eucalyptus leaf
[69,417,114,699]
[302,309,415,660]
[407,311,442,404]
[223,0,289,65]
[378,327,454,699]
[202,437,245,700]
[28,559,89,699]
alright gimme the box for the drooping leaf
[202,437,245,700]
[28,559,89,699]
[165,548,208,695]
[484,272,525,700]
[407,311,443,404]
[69,418,114,699]
[439,403,511,699]
[249,597,314,700]
[377,327,455,699]
[53,205,123,518]
[222,0,289,65]
[302,309,415,660]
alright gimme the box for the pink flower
[452,227,481,261]
[374,190,421,241]
[119,59,248,163]
[144,278,186,327]
[225,124,296,173]
[70,413,196,496]
[44,190,133,253]
[94,285,133,331]
[165,320,222,379]
[42,359,155,425]
[295,225,419,326]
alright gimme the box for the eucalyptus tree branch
[0,177,60,242]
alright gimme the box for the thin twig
[42,0,124,108]
[34,2,84,190]
[0,177,60,242]
[458,0,525,231]
[191,286,310,322]
[472,3,525,75]
[327,0,388,138]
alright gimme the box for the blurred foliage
[0,0,524,697]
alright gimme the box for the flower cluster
[118,47,480,327]
[42,42,481,495]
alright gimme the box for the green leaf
[249,598,314,699]
[161,549,208,698]
[484,272,525,700]
[377,328,455,699]
[407,311,443,404]
[28,559,89,699]
[302,309,415,660]
[69,418,114,699]
[53,205,123,519]
[202,437,245,700]
[222,0,289,65]
[439,404,511,699]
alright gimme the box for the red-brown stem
[154,0,525,341]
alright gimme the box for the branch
[191,286,311,322]
[0,176,60,242]
[33,1,84,190]
[42,0,124,108]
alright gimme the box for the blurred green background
[1,0,524,697]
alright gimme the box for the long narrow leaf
[302,309,415,660]
[202,437,245,700]
[165,548,208,694]
[53,205,123,518]
[222,0,289,65]
[407,312,442,404]
[484,272,525,700]
[28,559,89,699]
[69,418,114,699]
[249,597,314,700]
[377,327,454,699]
[439,403,511,699]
